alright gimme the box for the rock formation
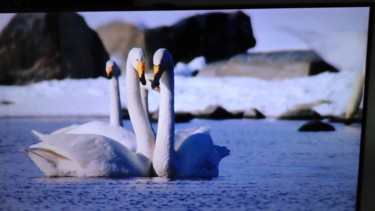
[144,11,256,67]
[197,50,338,79]
[298,120,335,132]
[0,13,109,85]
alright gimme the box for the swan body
[23,49,154,177]
[151,49,230,178]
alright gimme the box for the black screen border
[0,1,374,210]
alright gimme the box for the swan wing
[174,126,210,150]
[176,133,229,177]
[61,121,137,151]
[174,126,229,160]
[50,124,80,134]
[25,133,149,177]
[33,121,137,152]
[31,124,80,139]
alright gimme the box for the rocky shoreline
[121,104,362,125]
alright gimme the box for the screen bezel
[1,1,374,210]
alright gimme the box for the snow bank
[0,71,358,118]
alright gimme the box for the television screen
[0,4,371,210]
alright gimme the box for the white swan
[151,48,230,178]
[107,60,124,127]
[30,60,137,152]
[125,48,155,160]
[22,48,154,177]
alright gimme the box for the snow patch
[0,71,358,118]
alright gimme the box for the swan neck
[109,75,123,127]
[126,60,155,160]
[154,69,176,176]
[140,88,156,135]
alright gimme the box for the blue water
[0,118,361,210]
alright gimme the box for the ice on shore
[0,70,358,118]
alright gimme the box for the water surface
[0,118,361,210]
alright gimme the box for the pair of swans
[23,48,229,178]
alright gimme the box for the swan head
[151,48,174,91]
[106,60,120,78]
[128,48,147,86]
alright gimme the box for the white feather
[23,49,155,177]
[152,49,230,178]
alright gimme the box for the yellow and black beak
[151,65,163,91]
[136,61,146,85]
[106,65,113,78]
[153,64,160,75]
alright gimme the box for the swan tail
[195,126,210,134]
[50,124,79,134]
[175,126,211,144]
[21,148,70,177]
[215,145,230,160]
[31,130,47,139]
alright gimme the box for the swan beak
[151,65,162,92]
[154,65,160,74]
[106,66,113,78]
[137,61,146,85]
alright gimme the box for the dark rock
[278,108,323,120]
[123,107,194,123]
[194,105,243,120]
[175,112,195,123]
[0,100,14,105]
[144,11,256,67]
[243,108,266,119]
[326,109,363,125]
[0,13,109,85]
[298,120,335,132]
[191,70,199,77]
[151,110,194,123]
[309,59,339,75]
